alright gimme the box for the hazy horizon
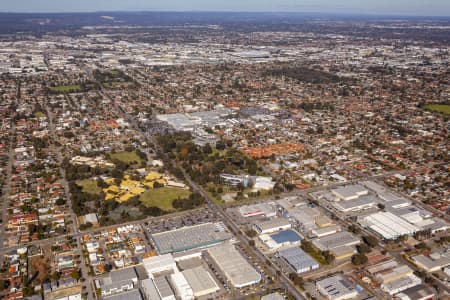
[1,0,449,17]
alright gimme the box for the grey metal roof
[103,289,143,300]
[208,243,261,288]
[278,247,318,272]
[182,266,219,295]
[151,222,231,254]
[153,276,175,298]
[141,278,161,300]
[312,232,360,251]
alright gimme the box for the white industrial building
[95,267,138,297]
[332,195,378,212]
[170,272,194,300]
[143,254,177,276]
[259,229,302,250]
[361,212,420,240]
[182,266,220,297]
[316,275,358,300]
[207,243,261,288]
[254,217,291,234]
[239,203,276,218]
[310,225,340,238]
[142,254,194,300]
[331,185,368,201]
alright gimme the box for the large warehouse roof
[254,217,291,233]
[143,253,177,275]
[312,231,360,251]
[316,274,358,300]
[362,212,420,240]
[331,184,368,200]
[151,222,231,254]
[333,195,378,212]
[182,266,220,297]
[270,230,302,244]
[279,247,319,274]
[207,243,261,288]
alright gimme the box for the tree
[79,222,93,230]
[357,244,372,254]
[289,273,304,288]
[351,253,368,265]
[348,224,361,234]
[245,229,258,238]
[322,250,335,264]
[71,271,82,281]
[0,279,9,291]
[51,271,61,281]
[104,264,113,272]
[301,239,314,253]
[55,198,66,206]
[363,235,379,248]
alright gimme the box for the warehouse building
[279,247,319,274]
[312,231,360,252]
[316,274,358,300]
[376,265,413,284]
[310,225,340,238]
[411,250,450,272]
[368,260,422,295]
[254,217,291,234]
[153,276,176,300]
[260,229,302,250]
[95,267,138,297]
[150,222,231,254]
[182,266,220,297]
[381,274,422,295]
[331,245,356,260]
[331,185,368,201]
[143,254,177,275]
[170,272,194,300]
[315,215,334,228]
[395,284,436,300]
[332,195,378,212]
[239,203,276,218]
[141,278,161,300]
[103,289,143,300]
[361,212,420,240]
[207,243,261,288]
[261,292,285,300]
[362,181,411,208]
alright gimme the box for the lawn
[140,187,191,211]
[49,84,82,93]
[424,104,450,115]
[110,151,144,166]
[76,179,101,195]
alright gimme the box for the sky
[0,0,449,16]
